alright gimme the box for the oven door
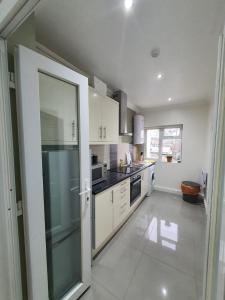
[130,175,141,206]
[92,165,103,185]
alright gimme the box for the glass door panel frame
[15,45,91,300]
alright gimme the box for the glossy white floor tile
[124,253,197,300]
[80,280,120,300]
[80,191,206,300]
[92,239,142,299]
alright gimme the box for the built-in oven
[130,174,141,206]
[92,163,107,185]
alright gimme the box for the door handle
[79,187,91,196]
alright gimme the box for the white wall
[142,103,210,193]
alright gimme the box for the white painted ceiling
[35,0,225,108]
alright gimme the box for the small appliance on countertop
[126,151,132,166]
[91,163,107,185]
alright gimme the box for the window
[145,125,183,163]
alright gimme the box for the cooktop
[110,165,143,174]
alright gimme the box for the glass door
[15,45,91,300]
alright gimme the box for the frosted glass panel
[39,72,81,300]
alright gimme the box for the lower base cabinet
[94,179,130,249]
[95,188,114,249]
[141,168,150,197]
[94,167,151,252]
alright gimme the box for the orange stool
[181,181,201,203]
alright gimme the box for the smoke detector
[151,48,160,58]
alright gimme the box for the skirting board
[154,185,182,195]
[154,186,209,212]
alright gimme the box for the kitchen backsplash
[109,144,117,169]
[90,141,138,170]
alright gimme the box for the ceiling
[35,0,225,109]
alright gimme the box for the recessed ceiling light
[124,0,133,11]
[168,97,172,102]
[162,287,168,297]
[93,93,97,97]
[156,72,164,80]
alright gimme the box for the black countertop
[92,162,155,195]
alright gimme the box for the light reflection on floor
[146,217,178,251]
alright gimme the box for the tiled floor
[80,191,207,300]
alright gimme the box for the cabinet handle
[111,190,114,203]
[72,121,75,138]
[104,127,106,139]
[99,126,103,139]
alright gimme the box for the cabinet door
[141,168,150,197]
[113,188,121,229]
[113,180,130,228]
[95,189,113,248]
[89,88,102,143]
[141,171,146,197]
[101,97,119,143]
[39,72,77,144]
[144,168,150,195]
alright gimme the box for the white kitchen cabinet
[94,178,130,249]
[101,96,119,143]
[113,179,130,228]
[95,188,114,249]
[89,87,119,144]
[89,88,103,142]
[39,72,78,144]
[141,167,150,197]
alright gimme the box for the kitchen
[88,87,156,254]
[0,1,225,300]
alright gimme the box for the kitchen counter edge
[92,162,156,195]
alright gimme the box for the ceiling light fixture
[156,72,164,80]
[93,93,97,97]
[162,287,168,297]
[124,0,133,11]
[168,97,172,102]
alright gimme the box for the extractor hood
[113,90,133,136]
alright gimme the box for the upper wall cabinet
[39,72,78,145]
[89,87,119,144]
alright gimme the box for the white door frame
[0,0,40,38]
[0,2,46,299]
[204,30,225,300]
[15,45,91,300]
[0,39,22,300]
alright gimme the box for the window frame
[145,124,183,163]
